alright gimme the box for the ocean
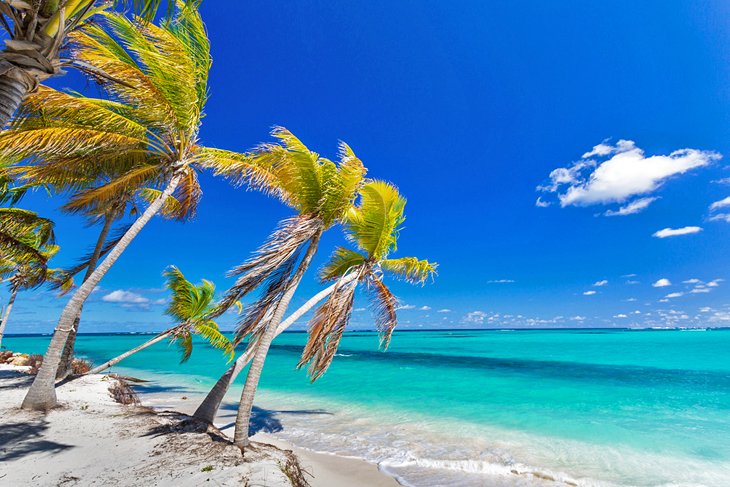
[7,328,730,486]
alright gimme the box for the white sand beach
[0,364,399,486]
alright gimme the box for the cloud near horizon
[538,140,720,213]
[102,290,149,304]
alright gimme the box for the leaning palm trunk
[193,274,356,424]
[21,173,183,411]
[233,232,322,448]
[0,286,18,349]
[86,330,172,375]
[56,212,115,379]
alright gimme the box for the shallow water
[8,328,730,486]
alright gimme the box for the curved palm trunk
[0,74,28,129]
[233,232,322,448]
[193,274,357,424]
[0,286,18,349]
[56,212,116,379]
[86,330,172,375]
[21,173,183,411]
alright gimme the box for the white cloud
[487,279,515,283]
[625,297,638,302]
[690,288,711,294]
[683,278,701,284]
[710,196,730,210]
[102,290,149,304]
[419,306,431,311]
[152,298,167,305]
[665,292,684,299]
[604,197,658,216]
[709,213,730,223]
[463,311,488,324]
[713,177,730,185]
[614,314,628,318]
[708,279,723,287]
[437,309,451,313]
[570,316,586,321]
[538,139,720,207]
[653,226,702,238]
[397,304,416,310]
[535,197,550,208]
[653,278,672,287]
[583,290,597,295]
[593,280,608,287]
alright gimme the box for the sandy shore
[0,364,400,486]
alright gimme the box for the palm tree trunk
[233,231,322,448]
[21,172,183,411]
[0,286,18,350]
[0,74,28,129]
[193,274,357,424]
[85,330,172,375]
[56,212,116,379]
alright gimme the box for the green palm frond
[173,330,194,363]
[346,181,406,260]
[194,319,234,362]
[319,247,366,282]
[380,257,438,284]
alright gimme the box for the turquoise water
[7,329,730,486]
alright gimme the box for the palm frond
[380,257,438,284]
[366,272,399,350]
[319,247,366,282]
[194,319,234,362]
[346,181,406,260]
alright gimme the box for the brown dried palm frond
[366,272,399,350]
[212,215,322,316]
[298,271,360,381]
[233,247,302,346]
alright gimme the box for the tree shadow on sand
[218,404,334,435]
[0,420,73,461]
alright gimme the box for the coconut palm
[0,0,192,128]
[208,127,365,447]
[86,266,233,374]
[9,159,191,378]
[193,182,435,424]
[7,4,256,410]
[0,236,73,349]
[298,181,437,379]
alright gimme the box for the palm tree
[0,0,192,128]
[193,182,435,424]
[298,181,437,379]
[208,127,365,448]
[86,266,233,374]
[3,5,256,410]
[10,158,192,378]
[0,236,73,349]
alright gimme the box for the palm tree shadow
[0,420,72,461]
[219,404,334,435]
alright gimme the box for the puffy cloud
[652,278,672,287]
[593,280,608,287]
[708,279,723,287]
[102,290,149,304]
[603,197,658,216]
[538,139,719,208]
[463,311,488,324]
[653,226,702,238]
[583,290,597,295]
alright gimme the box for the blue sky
[5,0,730,333]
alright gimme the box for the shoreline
[0,363,400,486]
[134,381,402,487]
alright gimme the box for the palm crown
[162,266,234,363]
[213,127,367,319]
[299,181,437,380]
